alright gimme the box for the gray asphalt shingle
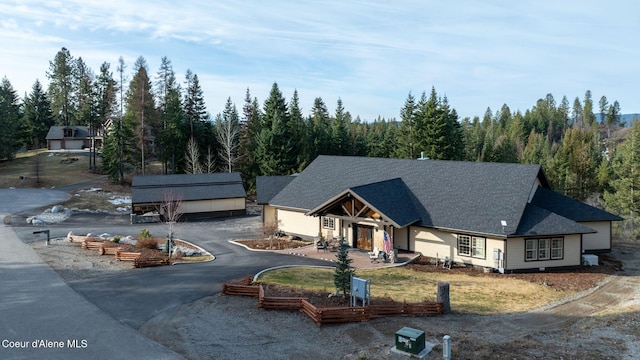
[132,173,246,204]
[268,155,618,238]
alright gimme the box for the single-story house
[132,172,247,221]
[46,126,102,150]
[258,155,622,272]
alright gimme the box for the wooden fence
[221,277,444,325]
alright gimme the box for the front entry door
[355,225,374,251]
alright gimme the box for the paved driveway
[1,189,328,359]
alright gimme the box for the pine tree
[333,238,355,298]
[396,92,418,159]
[0,77,21,160]
[331,98,350,156]
[47,47,76,126]
[155,57,185,174]
[256,83,296,175]
[604,121,640,238]
[124,56,156,175]
[20,79,54,149]
[237,88,262,193]
[288,89,307,169]
[309,97,332,158]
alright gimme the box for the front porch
[273,243,420,269]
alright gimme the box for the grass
[0,150,104,188]
[257,267,571,315]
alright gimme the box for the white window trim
[458,234,486,259]
[322,217,335,230]
[525,237,564,262]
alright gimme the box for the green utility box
[395,327,425,354]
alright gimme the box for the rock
[51,205,65,213]
[98,233,112,240]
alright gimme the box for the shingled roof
[45,126,91,139]
[132,173,246,204]
[256,175,295,205]
[267,155,618,238]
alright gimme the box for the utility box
[582,254,598,266]
[395,327,425,355]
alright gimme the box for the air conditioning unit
[582,254,598,266]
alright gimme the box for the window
[322,217,335,230]
[551,238,563,259]
[525,239,537,261]
[458,234,486,259]
[525,237,564,261]
[458,235,471,256]
[538,239,550,260]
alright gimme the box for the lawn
[0,150,103,188]
[257,267,572,315]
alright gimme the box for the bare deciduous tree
[184,136,202,174]
[161,190,183,259]
[216,99,240,173]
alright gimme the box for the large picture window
[525,237,564,261]
[458,235,486,259]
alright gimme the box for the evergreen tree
[183,70,208,139]
[74,57,96,128]
[604,121,640,239]
[256,83,296,175]
[237,88,262,193]
[397,92,418,159]
[288,90,307,169]
[550,127,602,200]
[330,98,350,156]
[124,56,156,175]
[333,238,355,298]
[0,77,21,160]
[20,79,54,149]
[309,97,332,158]
[155,57,185,174]
[415,88,464,160]
[47,47,76,126]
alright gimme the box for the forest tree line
[0,47,638,238]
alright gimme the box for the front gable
[306,178,421,228]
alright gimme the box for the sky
[1,0,639,122]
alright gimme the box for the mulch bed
[407,254,621,292]
[236,239,310,251]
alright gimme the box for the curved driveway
[1,188,328,359]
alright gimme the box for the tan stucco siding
[277,209,319,238]
[412,227,456,260]
[263,205,277,225]
[411,227,505,268]
[393,227,409,251]
[581,221,611,251]
[506,234,582,270]
[180,198,245,214]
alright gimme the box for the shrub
[137,237,159,250]
[112,236,121,243]
[139,228,151,239]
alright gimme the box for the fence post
[437,282,451,314]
